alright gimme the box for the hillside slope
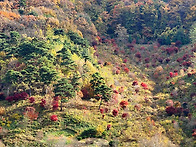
[0,0,195,146]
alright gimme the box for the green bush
[77,128,97,140]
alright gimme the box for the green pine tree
[90,72,112,109]
[54,78,75,111]
[70,72,81,92]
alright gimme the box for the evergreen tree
[82,48,91,62]
[0,33,9,52]
[4,70,23,95]
[0,32,20,58]
[21,64,38,96]
[90,72,112,109]
[54,78,75,111]
[19,39,51,60]
[39,66,57,94]
[70,72,81,92]
[4,70,23,86]
[10,31,20,46]
[57,47,76,73]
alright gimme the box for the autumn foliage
[50,115,58,121]
[6,92,29,102]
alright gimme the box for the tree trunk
[28,85,31,96]
[60,99,63,111]
[98,98,103,110]
[7,87,9,96]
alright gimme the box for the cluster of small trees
[0,30,112,112]
[0,31,82,97]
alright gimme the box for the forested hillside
[0,0,195,146]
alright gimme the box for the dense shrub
[52,100,59,111]
[165,106,176,116]
[119,100,128,109]
[77,128,98,140]
[29,97,35,103]
[141,82,148,89]
[112,109,118,117]
[24,107,39,121]
[50,115,58,121]
[40,99,46,107]
[5,92,29,102]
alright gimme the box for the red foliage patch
[50,115,58,121]
[24,107,38,121]
[124,67,129,73]
[119,100,128,109]
[166,47,178,55]
[182,54,189,60]
[54,96,59,101]
[104,108,109,113]
[5,96,14,102]
[116,69,120,74]
[123,59,128,63]
[100,108,104,114]
[112,109,118,117]
[135,52,141,58]
[132,81,138,86]
[107,124,111,130]
[40,99,46,108]
[122,113,129,119]
[144,58,150,63]
[141,82,148,89]
[5,92,29,102]
[113,90,119,94]
[182,61,192,67]
[177,58,183,62]
[192,131,196,138]
[187,73,192,77]
[169,72,173,78]
[174,72,178,76]
[165,106,176,116]
[29,97,35,103]
[52,100,59,111]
